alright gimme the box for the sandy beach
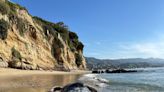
[0,68,90,76]
[0,68,90,92]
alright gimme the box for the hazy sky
[11,0,164,59]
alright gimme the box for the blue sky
[11,0,164,59]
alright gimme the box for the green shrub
[33,16,54,26]
[33,16,84,52]
[54,22,68,33]
[71,38,79,48]
[8,1,29,18]
[8,1,27,11]
[0,1,10,15]
[7,1,17,14]
[33,17,70,43]
[33,16,56,37]
[75,53,82,67]
[11,47,22,60]
[0,19,9,40]
[51,39,63,59]
[76,42,84,50]
[53,22,69,41]
[68,41,76,52]
[69,31,78,39]
[17,18,28,36]
[68,31,81,51]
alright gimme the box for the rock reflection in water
[0,74,81,92]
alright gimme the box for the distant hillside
[86,57,164,70]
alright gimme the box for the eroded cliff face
[0,0,86,70]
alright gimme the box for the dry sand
[0,68,90,76]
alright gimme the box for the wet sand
[0,68,90,92]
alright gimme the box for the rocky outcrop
[0,0,86,70]
[0,56,8,68]
[0,52,8,68]
[92,69,138,74]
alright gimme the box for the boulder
[0,61,8,68]
[50,82,97,92]
[92,70,100,74]
[8,57,37,70]
[92,70,105,74]
[0,57,8,68]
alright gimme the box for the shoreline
[0,68,91,76]
[78,74,108,91]
[0,68,93,92]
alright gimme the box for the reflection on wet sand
[0,74,82,92]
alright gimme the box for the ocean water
[79,67,164,92]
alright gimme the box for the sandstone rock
[0,54,8,68]
[9,57,37,70]
[0,58,8,68]
[0,0,6,2]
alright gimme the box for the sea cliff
[0,0,86,71]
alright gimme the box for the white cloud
[119,42,164,58]
[113,32,164,58]
[84,32,164,59]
